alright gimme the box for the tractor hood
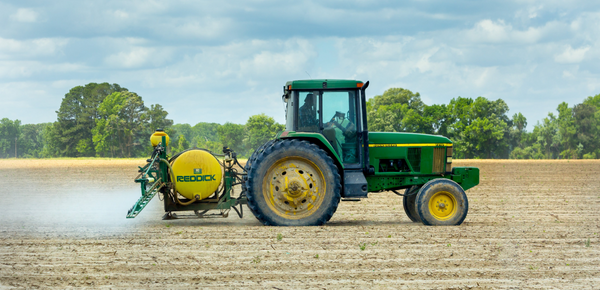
[368,132,452,146]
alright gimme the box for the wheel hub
[287,179,305,198]
[263,157,326,219]
[428,191,457,220]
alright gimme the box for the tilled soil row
[1,159,599,289]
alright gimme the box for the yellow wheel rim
[428,191,457,221]
[262,156,326,220]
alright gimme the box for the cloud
[10,8,38,23]
[465,19,544,44]
[0,37,68,60]
[554,45,590,63]
[104,47,162,68]
[0,60,85,79]
[113,10,129,19]
[1,0,600,131]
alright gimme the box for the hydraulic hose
[160,158,199,206]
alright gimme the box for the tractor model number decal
[177,175,216,182]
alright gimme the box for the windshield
[295,89,360,164]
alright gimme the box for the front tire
[402,186,421,222]
[416,179,468,226]
[245,139,341,226]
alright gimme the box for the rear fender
[279,132,344,170]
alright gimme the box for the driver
[298,93,318,131]
[326,111,356,140]
[325,111,357,162]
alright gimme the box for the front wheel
[416,179,468,226]
[402,186,421,222]
[245,139,341,226]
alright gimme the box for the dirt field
[0,159,599,289]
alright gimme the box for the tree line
[1,82,599,159]
[366,88,600,159]
[0,82,282,158]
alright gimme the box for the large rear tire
[245,139,278,171]
[245,139,341,226]
[416,179,468,226]
[402,186,421,222]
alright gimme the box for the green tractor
[127,79,479,226]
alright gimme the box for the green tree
[367,88,429,133]
[172,134,190,154]
[172,124,193,144]
[191,122,221,145]
[534,114,559,158]
[146,104,174,135]
[572,102,597,158]
[0,118,21,158]
[39,123,60,158]
[244,114,285,156]
[509,143,544,159]
[447,97,511,158]
[423,104,450,135]
[92,92,150,157]
[462,116,508,159]
[217,122,245,156]
[92,92,127,157]
[509,113,527,150]
[556,102,577,159]
[196,137,223,154]
[53,83,127,157]
[18,123,52,158]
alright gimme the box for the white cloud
[0,82,61,123]
[105,47,154,68]
[170,17,235,40]
[0,60,85,79]
[2,1,600,130]
[10,8,38,23]
[465,19,546,44]
[240,39,316,76]
[562,70,575,79]
[554,45,590,63]
[103,38,173,69]
[113,10,129,19]
[470,20,510,43]
[0,37,68,60]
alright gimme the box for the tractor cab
[280,79,371,198]
[281,79,368,168]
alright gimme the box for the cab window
[322,91,358,164]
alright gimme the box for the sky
[1,1,600,131]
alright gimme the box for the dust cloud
[0,159,160,237]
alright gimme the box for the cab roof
[285,79,364,90]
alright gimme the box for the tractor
[127,79,479,226]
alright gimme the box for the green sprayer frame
[127,136,247,219]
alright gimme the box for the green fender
[450,167,479,191]
[277,131,345,169]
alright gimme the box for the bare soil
[1,159,599,289]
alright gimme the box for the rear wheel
[416,179,468,226]
[245,139,278,171]
[245,139,341,226]
[402,186,421,222]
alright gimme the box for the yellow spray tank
[150,129,170,147]
[150,128,222,201]
[171,150,222,200]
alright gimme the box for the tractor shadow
[326,219,419,227]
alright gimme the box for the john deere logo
[194,168,202,174]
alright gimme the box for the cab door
[321,90,360,166]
